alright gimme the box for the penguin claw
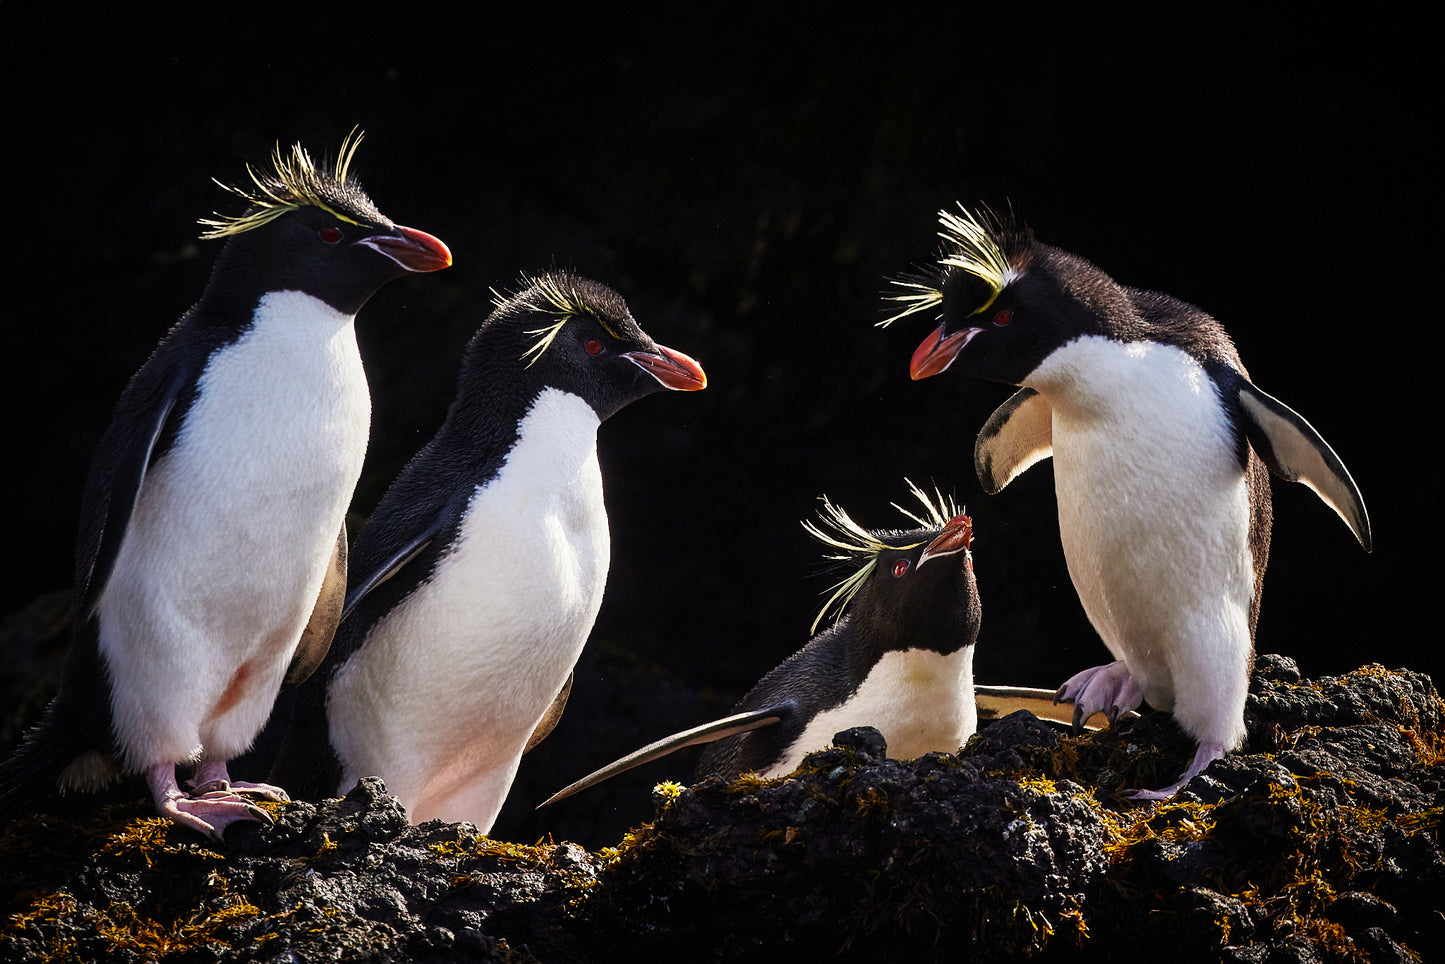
[1054,661,1143,732]
[226,781,290,803]
[150,763,278,840]
[163,795,275,840]
[188,764,290,802]
[1128,741,1227,800]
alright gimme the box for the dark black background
[2,8,1431,845]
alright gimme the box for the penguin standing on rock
[893,205,1371,798]
[0,132,452,839]
[268,271,706,832]
[542,484,981,804]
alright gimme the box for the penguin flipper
[538,707,785,808]
[285,525,348,685]
[341,521,441,619]
[975,683,1137,733]
[973,388,1053,495]
[524,672,573,753]
[76,369,190,617]
[1236,381,1372,552]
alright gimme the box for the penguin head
[199,130,452,315]
[804,481,981,655]
[472,271,706,420]
[885,205,1128,387]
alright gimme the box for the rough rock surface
[2,658,1440,962]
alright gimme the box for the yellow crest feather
[198,128,377,239]
[879,203,1023,327]
[802,480,963,634]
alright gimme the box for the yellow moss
[7,889,83,962]
[652,780,685,801]
[727,770,781,795]
[1397,807,1442,833]
[88,893,263,962]
[96,818,171,866]
[854,786,889,816]
[1015,775,1059,796]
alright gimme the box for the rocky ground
[2,656,1439,962]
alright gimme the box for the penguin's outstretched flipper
[539,707,787,807]
[1235,379,1372,552]
[975,683,1130,732]
[973,388,1053,495]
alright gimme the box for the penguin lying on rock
[0,132,452,839]
[267,271,706,832]
[542,483,986,804]
[893,205,1371,798]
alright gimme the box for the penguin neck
[845,573,981,663]
[444,351,595,448]
[1024,335,1216,424]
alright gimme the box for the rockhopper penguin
[267,271,706,832]
[0,132,452,839]
[542,483,981,804]
[893,205,1371,798]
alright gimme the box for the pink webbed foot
[188,761,290,802]
[1130,741,1227,800]
[148,765,275,842]
[1054,660,1144,733]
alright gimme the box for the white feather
[768,646,976,777]
[327,388,609,830]
[98,290,370,773]
[1028,336,1254,751]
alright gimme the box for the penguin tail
[0,695,118,817]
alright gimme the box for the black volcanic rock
[2,661,1441,962]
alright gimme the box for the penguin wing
[974,388,1054,495]
[75,366,192,618]
[537,707,786,807]
[284,524,349,685]
[524,672,573,753]
[1236,380,1372,552]
[340,507,454,619]
[974,684,1126,732]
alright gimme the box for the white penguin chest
[1027,337,1255,703]
[329,389,609,792]
[99,291,370,765]
[772,647,976,777]
[112,291,370,604]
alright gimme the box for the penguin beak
[918,513,973,567]
[910,324,981,381]
[624,345,708,391]
[357,225,454,273]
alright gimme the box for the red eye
[993,309,1012,326]
[320,227,342,244]
[893,559,910,577]
[585,340,604,355]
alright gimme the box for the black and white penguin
[541,484,981,804]
[893,205,1371,798]
[0,132,452,839]
[267,271,706,832]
